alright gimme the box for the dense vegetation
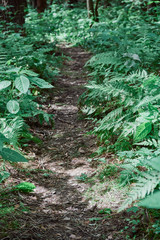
[53,1,160,236]
[1,0,160,238]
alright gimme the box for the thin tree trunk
[0,0,27,25]
[86,0,94,18]
[30,0,37,8]
[37,0,47,13]
[94,0,100,22]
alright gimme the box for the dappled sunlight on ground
[0,45,135,240]
[51,104,78,113]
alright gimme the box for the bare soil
[0,45,147,240]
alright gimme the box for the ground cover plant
[0,3,67,237]
[41,1,160,237]
[55,0,160,238]
[1,0,160,239]
[0,2,64,186]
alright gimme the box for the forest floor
[0,45,146,240]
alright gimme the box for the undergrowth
[1,1,160,238]
[51,1,160,238]
[0,6,63,185]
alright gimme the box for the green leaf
[31,77,53,89]
[89,217,102,221]
[0,81,11,91]
[15,75,30,93]
[1,148,28,162]
[20,70,38,77]
[138,191,160,209]
[6,67,21,74]
[147,157,160,171]
[0,171,10,183]
[0,206,15,216]
[14,182,35,192]
[0,133,9,152]
[132,54,141,61]
[143,77,156,87]
[0,6,6,10]
[134,122,152,142]
[98,208,112,214]
[7,100,20,114]
[126,206,139,213]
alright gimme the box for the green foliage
[98,164,119,181]
[14,182,36,193]
[118,149,160,211]
[0,206,15,216]
[1,148,27,163]
[0,5,65,185]
[0,4,160,238]
[134,122,152,143]
[98,208,112,215]
[152,220,160,235]
[53,5,160,233]
[76,173,89,182]
[0,132,27,163]
[89,217,102,221]
[120,169,160,211]
[0,6,60,138]
[0,171,10,183]
[82,71,160,151]
[138,191,160,209]
[60,0,160,223]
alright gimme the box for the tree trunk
[68,0,78,5]
[0,0,27,25]
[30,0,37,8]
[37,0,47,13]
[86,0,94,18]
[94,0,100,22]
[65,0,78,8]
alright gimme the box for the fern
[82,70,160,150]
[0,11,60,154]
[86,51,121,69]
[0,117,25,147]
[119,170,160,211]
[135,139,160,148]
[119,148,160,211]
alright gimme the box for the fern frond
[103,107,123,121]
[86,51,119,67]
[133,94,160,113]
[0,117,25,147]
[119,170,160,211]
[135,139,159,148]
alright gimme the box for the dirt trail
[1,45,139,240]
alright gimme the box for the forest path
[2,45,131,240]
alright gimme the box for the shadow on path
[0,45,141,240]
